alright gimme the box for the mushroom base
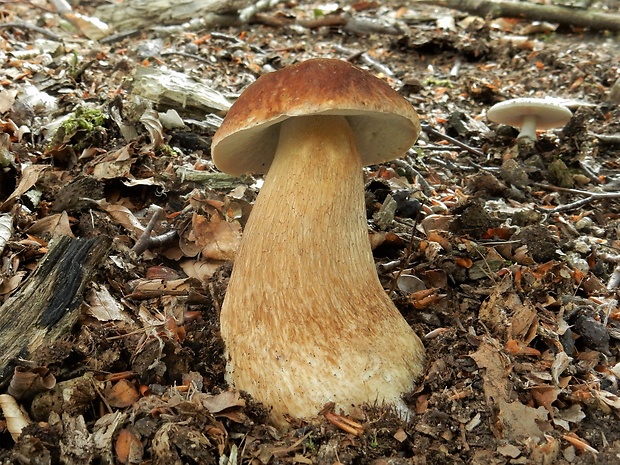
[220,115,425,426]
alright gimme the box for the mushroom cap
[212,58,421,176]
[487,97,572,129]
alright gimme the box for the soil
[1,1,620,464]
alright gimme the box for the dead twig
[533,182,620,213]
[332,44,396,78]
[239,0,280,22]
[160,51,215,66]
[132,205,177,255]
[391,158,435,197]
[0,22,61,40]
[421,124,486,158]
[416,0,620,32]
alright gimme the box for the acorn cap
[212,58,421,176]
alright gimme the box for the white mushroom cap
[487,97,572,140]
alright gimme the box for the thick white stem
[518,114,539,140]
[220,115,424,425]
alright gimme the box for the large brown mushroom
[211,58,425,426]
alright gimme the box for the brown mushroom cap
[487,98,572,130]
[212,58,421,176]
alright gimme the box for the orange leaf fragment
[505,339,541,357]
[530,385,560,413]
[323,410,364,436]
[455,257,473,268]
[105,379,140,408]
[569,76,584,91]
[115,427,143,464]
[562,433,598,454]
[427,231,451,251]
[409,288,441,309]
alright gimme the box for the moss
[51,106,108,150]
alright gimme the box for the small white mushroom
[487,97,572,141]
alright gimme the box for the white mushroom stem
[220,115,425,425]
[517,114,540,140]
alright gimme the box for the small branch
[332,44,396,78]
[532,182,595,196]
[591,133,620,144]
[238,0,280,22]
[421,124,486,158]
[416,0,620,32]
[533,183,620,213]
[0,22,61,40]
[391,158,435,197]
[132,205,176,255]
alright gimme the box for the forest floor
[1,0,620,464]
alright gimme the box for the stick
[416,0,620,32]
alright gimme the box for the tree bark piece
[419,0,620,32]
[0,236,111,387]
[95,0,250,32]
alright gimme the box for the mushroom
[487,97,572,141]
[211,58,425,425]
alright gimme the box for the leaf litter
[1,0,620,463]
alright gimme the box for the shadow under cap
[212,58,421,176]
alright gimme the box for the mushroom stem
[220,115,425,425]
[517,114,539,141]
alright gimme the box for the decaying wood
[418,0,620,31]
[95,0,251,32]
[132,67,232,115]
[0,236,111,387]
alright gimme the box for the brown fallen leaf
[27,211,75,238]
[498,399,547,441]
[198,390,246,414]
[105,379,140,408]
[530,385,561,414]
[0,164,48,212]
[192,212,241,260]
[8,366,56,400]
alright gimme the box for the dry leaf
[86,283,129,322]
[498,399,547,441]
[27,211,75,238]
[0,164,48,212]
[0,271,27,295]
[115,427,143,464]
[530,385,560,414]
[470,339,511,405]
[192,213,241,260]
[0,213,13,256]
[8,367,56,400]
[97,200,145,236]
[105,379,140,408]
[180,259,225,282]
[199,390,246,414]
[0,394,30,441]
